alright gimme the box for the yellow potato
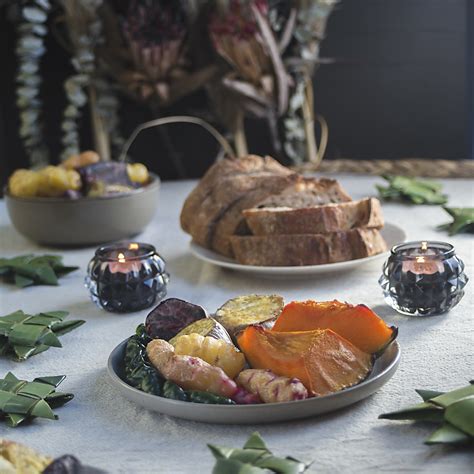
[127,163,149,184]
[62,150,100,170]
[8,169,42,197]
[38,166,81,197]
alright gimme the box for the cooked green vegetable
[0,372,73,427]
[123,326,163,396]
[376,175,447,205]
[188,391,235,405]
[379,381,474,445]
[163,380,188,401]
[0,310,85,361]
[0,255,78,288]
[438,207,474,235]
[208,432,310,473]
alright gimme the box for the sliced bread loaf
[243,197,384,235]
[230,229,387,266]
[211,176,353,257]
[180,155,294,233]
[188,172,297,248]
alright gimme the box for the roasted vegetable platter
[107,296,401,424]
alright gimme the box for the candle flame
[421,241,428,251]
[416,256,425,263]
[118,252,126,263]
[129,243,139,250]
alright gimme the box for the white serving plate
[107,339,400,424]
[189,223,406,278]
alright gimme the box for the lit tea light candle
[85,242,169,313]
[379,241,468,316]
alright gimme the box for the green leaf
[425,423,471,445]
[14,274,34,288]
[430,384,474,409]
[212,458,264,474]
[444,398,474,436]
[0,373,72,427]
[415,389,444,401]
[377,175,447,205]
[379,401,444,422]
[439,207,474,235]
[0,310,84,361]
[243,433,268,451]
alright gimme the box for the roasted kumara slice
[272,300,397,354]
[237,326,373,397]
[214,294,284,338]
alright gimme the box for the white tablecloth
[0,175,473,473]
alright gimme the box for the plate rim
[188,222,407,273]
[107,338,401,412]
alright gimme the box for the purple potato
[145,298,208,340]
[78,162,133,193]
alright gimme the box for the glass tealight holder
[379,241,468,316]
[85,242,169,313]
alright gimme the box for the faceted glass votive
[379,241,468,316]
[85,242,169,313]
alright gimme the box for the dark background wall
[0,0,469,186]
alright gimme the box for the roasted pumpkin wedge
[237,326,373,397]
[272,300,397,354]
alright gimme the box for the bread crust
[230,229,388,266]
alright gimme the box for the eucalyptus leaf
[379,401,444,423]
[377,175,447,205]
[429,384,474,409]
[23,6,47,23]
[415,389,444,401]
[438,207,474,235]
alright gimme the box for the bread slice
[211,178,299,256]
[211,176,353,257]
[188,172,298,248]
[243,197,384,236]
[254,177,352,208]
[230,229,387,266]
[180,155,294,233]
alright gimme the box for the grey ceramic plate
[189,223,406,278]
[107,339,400,424]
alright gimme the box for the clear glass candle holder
[379,241,468,316]
[85,242,169,313]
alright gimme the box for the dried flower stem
[118,116,236,162]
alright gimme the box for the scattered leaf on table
[0,372,73,427]
[0,255,78,288]
[0,310,85,361]
[376,175,448,204]
[444,398,474,437]
[208,432,309,474]
[438,207,474,235]
[379,382,474,446]
[425,423,471,445]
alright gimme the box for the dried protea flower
[121,0,187,100]
[209,0,271,86]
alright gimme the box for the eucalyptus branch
[15,0,51,167]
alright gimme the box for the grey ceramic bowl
[5,173,160,246]
[107,338,400,424]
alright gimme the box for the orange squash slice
[237,326,373,396]
[272,300,397,354]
